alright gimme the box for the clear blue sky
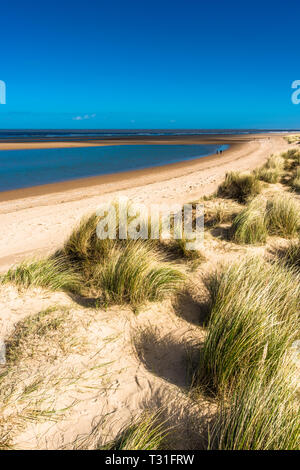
[0,0,299,129]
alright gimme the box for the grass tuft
[255,167,280,183]
[5,307,70,364]
[209,366,300,450]
[93,241,184,307]
[198,257,300,393]
[100,411,170,450]
[254,155,284,184]
[266,194,300,238]
[291,166,300,192]
[231,197,267,244]
[62,212,184,306]
[280,237,300,269]
[2,208,184,308]
[1,257,79,291]
[217,172,262,203]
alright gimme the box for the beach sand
[0,134,290,270]
[0,133,297,450]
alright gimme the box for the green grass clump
[93,241,184,306]
[254,155,284,183]
[168,236,205,262]
[209,366,300,450]
[63,212,122,264]
[285,135,300,144]
[2,209,184,307]
[266,194,300,238]
[198,257,300,393]
[264,154,284,170]
[282,148,300,159]
[282,149,300,170]
[100,412,170,450]
[231,197,267,244]
[255,167,280,183]
[63,212,184,306]
[291,167,300,192]
[292,176,300,192]
[217,172,262,203]
[281,238,300,269]
[1,257,79,291]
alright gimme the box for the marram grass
[2,211,184,308]
[266,194,300,238]
[1,257,79,291]
[5,306,69,364]
[254,155,284,184]
[63,212,184,306]
[231,197,267,244]
[217,172,262,203]
[291,166,300,191]
[255,167,280,183]
[91,241,184,306]
[281,237,300,269]
[208,366,300,450]
[198,257,300,393]
[100,411,170,450]
[264,154,284,170]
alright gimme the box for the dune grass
[280,237,300,269]
[217,172,262,203]
[282,149,300,170]
[1,210,184,308]
[209,366,300,450]
[168,236,205,262]
[231,197,267,244]
[5,307,70,364]
[62,213,184,306]
[282,148,300,159]
[63,211,128,264]
[0,306,80,450]
[291,166,300,192]
[284,135,300,144]
[93,241,184,306]
[255,167,280,183]
[100,412,170,450]
[266,194,300,238]
[1,257,79,291]
[254,155,284,184]
[292,176,300,192]
[198,257,300,394]
[264,154,284,170]
[204,201,240,227]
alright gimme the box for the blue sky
[0,0,299,129]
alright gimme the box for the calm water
[0,144,228,192]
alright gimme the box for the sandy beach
[0,134,290,270]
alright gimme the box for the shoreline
[0,134,291,269]
[0,142,237,203]
[0,132,285,203]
